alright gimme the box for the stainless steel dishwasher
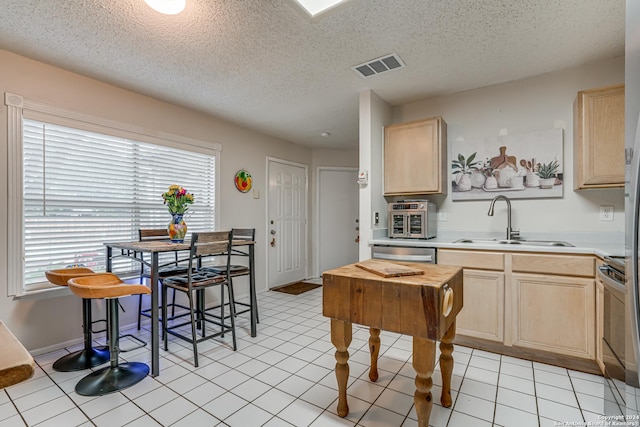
[371,245,436,264]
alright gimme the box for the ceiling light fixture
[321,132,331,137]
[292,0,349,17]
[144,0,186,15]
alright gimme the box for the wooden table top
[323,260,461,287]
[105,239,255,253]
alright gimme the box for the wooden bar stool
[45,268,110,372]
[68,273,151,396]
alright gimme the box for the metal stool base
[52,346,110,372]
[75,362,149,396]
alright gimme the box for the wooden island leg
[331,318,352,417]
[439,320,456,408]
[413,336,436,427]
[368,327,380,381]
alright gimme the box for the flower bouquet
[162,185,194,242]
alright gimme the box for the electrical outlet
[438,211,448,221]
[600,205,614,221]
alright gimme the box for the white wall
[0,50,350,351]
[359,90,392,259]
[391,56,625,236]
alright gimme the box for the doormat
[272,281,321,295]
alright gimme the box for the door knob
[270,230,276,235]
[270,237,276,247]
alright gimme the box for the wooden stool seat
[45,267,110,372]
[68,273,151,299]
[45,267,97,286]
[67,274,151,396]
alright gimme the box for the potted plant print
[452,152,481,192]
[536,160,560,189]
[162,185,194,242]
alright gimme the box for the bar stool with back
[67,273,151,396]
[203,228,257,324]
[136,229,190,330]
[161,231,237,367]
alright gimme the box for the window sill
[12,285,72,300]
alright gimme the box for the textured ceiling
[0,0,625,149]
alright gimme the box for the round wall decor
[235,169,252,193]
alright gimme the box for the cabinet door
[513,273,595,359]
[573,84,624,189]
[596,272,604,373]
[456,269,505,342]
[384,117,446,195]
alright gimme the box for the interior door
[317,168,359,275]
[267,159,307,288]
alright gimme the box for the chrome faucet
[488,195,520,240]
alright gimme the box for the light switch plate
[600,205,614,221]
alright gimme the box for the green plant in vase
[536,160,559,189]
[452,152,481,191]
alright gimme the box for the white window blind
[22,119,216,288]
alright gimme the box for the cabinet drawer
[438,250,504,270]
[512,253,594,277]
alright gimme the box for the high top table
[105,237,256,377]
[322,260,463,427]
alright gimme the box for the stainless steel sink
[453,238,574,247]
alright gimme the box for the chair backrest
[138,229,176,268]
[191,231,232,259]
[231,228,255,241]
[139,229,169,241]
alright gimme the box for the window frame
[5,92,221,297]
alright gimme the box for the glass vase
[168,214,187,242]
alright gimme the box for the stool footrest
[118,334,147,353]
[90,318,107,335]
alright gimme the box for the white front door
[267,158,307,288]
[317,168,359,276]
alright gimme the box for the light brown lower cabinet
[456,269,505,342]
[438,248,599,370]
[511,273,595,359]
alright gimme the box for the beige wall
[390,56,625,236]
[0,50,355,351]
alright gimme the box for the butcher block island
[322,260,463,427]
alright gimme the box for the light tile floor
[1,286,609,427]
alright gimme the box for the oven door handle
[598,265,626,294]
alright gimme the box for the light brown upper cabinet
[573,84,624,190]
[384,117,447,195]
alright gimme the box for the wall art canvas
[451,128,563,201]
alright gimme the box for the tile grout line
[492,353,503,426]
[2,387,30,427]
[566,371,586,423]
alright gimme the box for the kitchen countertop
[369,230,625,259]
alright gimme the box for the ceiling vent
[352,53,405,78]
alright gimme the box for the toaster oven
[388,200,437,239]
